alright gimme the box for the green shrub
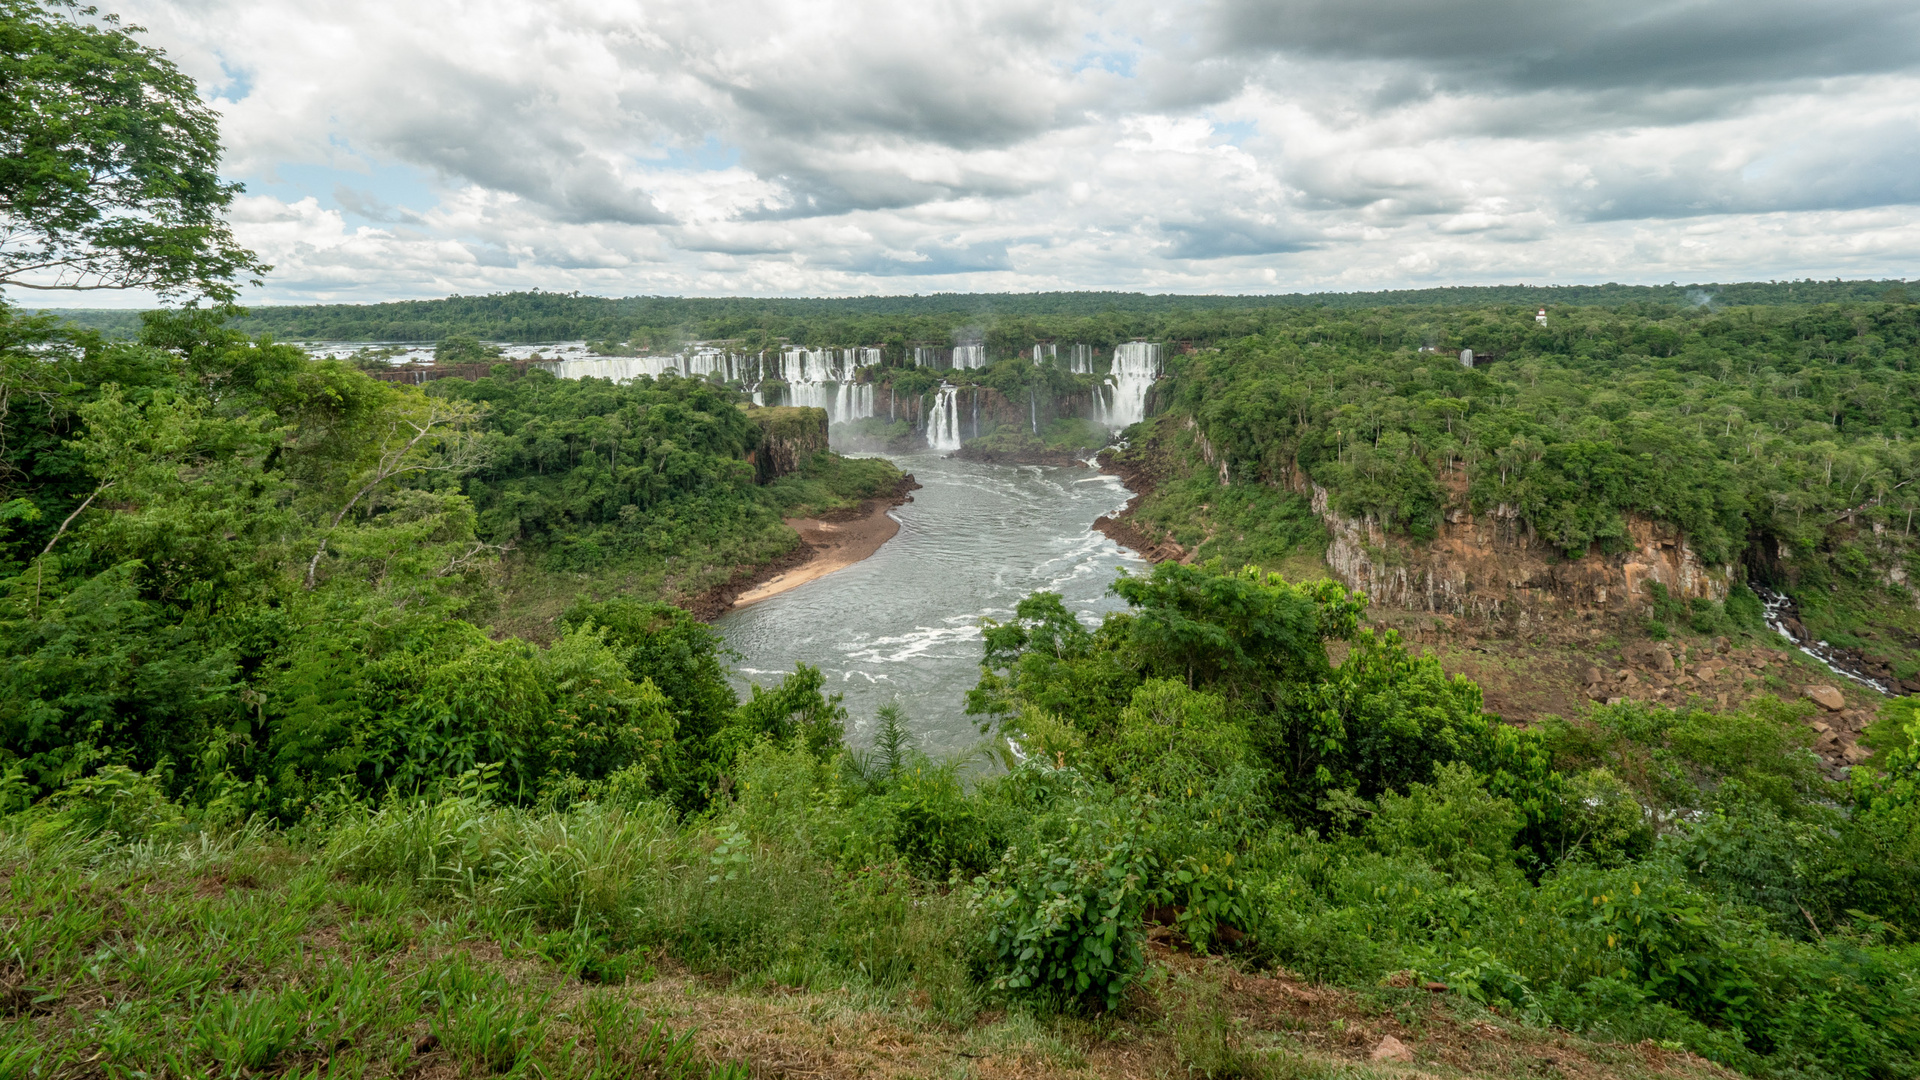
[972,782,1151,1011]
[1365,763,1521,878]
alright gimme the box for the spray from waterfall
[541,345,881,424]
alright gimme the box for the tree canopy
[0,0,266,300]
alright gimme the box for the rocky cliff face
[747,406,828,481]
[871,381,1099,438]
[1314,485,1734,630]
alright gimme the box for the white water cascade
[1755,585,1893,694]
[926,385,963,451]
[952,344,988,370]
[774,347,879,423]
[1096,341,1162,428]
[1031,343,1057,364]
[1068,344,1096,374]
[542,348,761,384]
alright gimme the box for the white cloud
[69,0,1920,304]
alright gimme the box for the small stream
[1753,584,1893,695]
[716,450,1148,756]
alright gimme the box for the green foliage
[30,279,1901,342]
[1542,699,1826,821]
[0,0,267,300]
[434,333,502,365]
[972,783,1151,1011]
[1364,762,1521,878]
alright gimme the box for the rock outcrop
[1314,485,1734,630]
[746,406,828,481]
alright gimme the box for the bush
[1364,762,1521,878]
[972,781,1151,1010]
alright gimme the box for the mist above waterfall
[534,337,1166,455]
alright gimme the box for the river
[716,450,1148,758]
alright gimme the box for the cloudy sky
[100,0,1920,302]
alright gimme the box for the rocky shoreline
[1091,448,1191,563]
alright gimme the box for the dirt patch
[618,944,1732,1080]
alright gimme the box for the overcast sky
[95,0,1920,303]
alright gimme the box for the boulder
[1372,1034,1416,1062]
[1843,743,1872,765]
[1650,645,1675,673]
[1583,665,1604,686]
[1371,1035,1415,1064]
[1803,685,1846,712]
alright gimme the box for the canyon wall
[1314,485,1734,631]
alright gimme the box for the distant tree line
[36,278,1912,344]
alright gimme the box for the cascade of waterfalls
[952,344,987,370]
[927,385,962,451]
[912,346,948,368]
[1068,344,1096,374]
[1756,585,1894,693]
[1096,341,1161,428]
[543,350,750,383]
[774,347,879,423]
[1031,343,1057,365]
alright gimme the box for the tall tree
[0,1,266,300]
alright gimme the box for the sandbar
[731,500,902,608]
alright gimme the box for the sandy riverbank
[688,475,919,619]
[732,500,904,608]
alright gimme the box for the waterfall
[1031,343,1056,365]
[1068,344,1096,375]
[1099,341,1161,429]
[952,344,987,370]
[927,385,962,451]
[1756,585,1893,694]
[542,350,753,384]
[774,347,878,423]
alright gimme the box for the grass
[0,806,1740,1080]
[0,825,746,1079]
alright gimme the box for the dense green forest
[10,1,1920,1075]
[39,277,1911,345]
[1092,299,1920,681]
